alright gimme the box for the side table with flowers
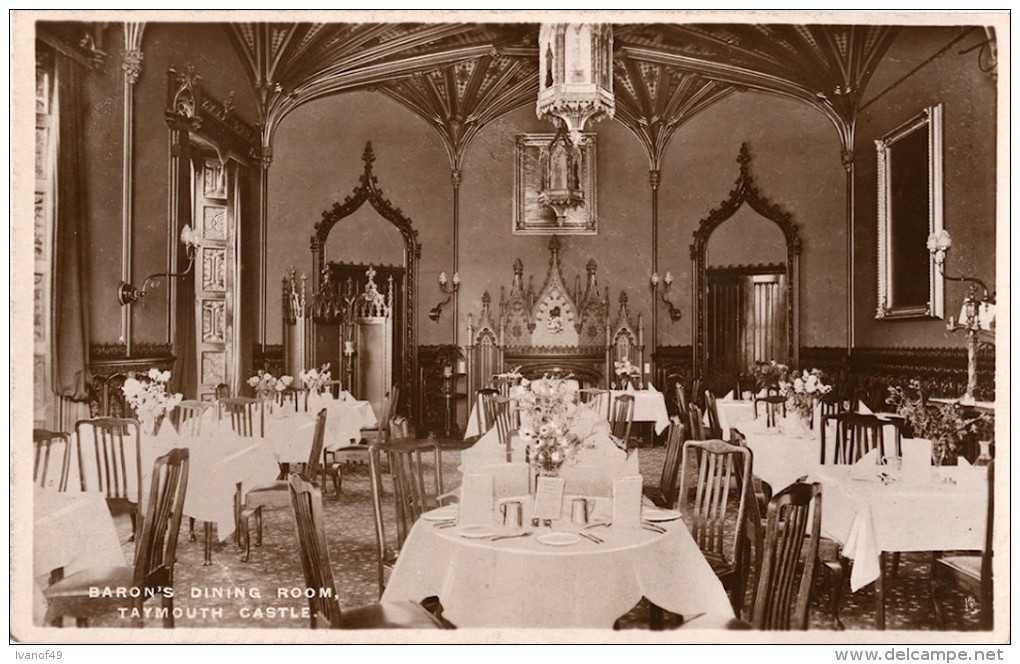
[613,358,642,390]
[886,380,990,469]
[121,369,183,436]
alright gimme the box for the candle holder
[927,230,995,404]
[429,270,460,322]
[650,271,682,322]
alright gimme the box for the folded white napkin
[646,381,657,392]
[857,401,873,414]
[850,448,881,480]
[459,473,495,525]
[721,390,734,401]
[612,475,644,529]
[625,384,636,393]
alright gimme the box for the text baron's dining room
[14,11,1006,643]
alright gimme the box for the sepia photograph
[9,9,1009,650]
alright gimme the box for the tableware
[490,531,533,542]
[583,521,611,530]
[571,498,594,524]
[578,532,603,544]
[500,501,523,528]
[641,521,666,534]
[536,532,582,547]
[456,525,498,539]
[642,507,682,522]
[433,521,457,529]
[422,506,459,522]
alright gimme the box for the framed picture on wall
[875,103,945,320]
[513,132,598,235]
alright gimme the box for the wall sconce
[429,271,460,322]
[927,229,995,404]
[118,224,201,305]
[650,271,682,322]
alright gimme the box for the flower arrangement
[122,369,183,434]
[613,358,642,388]
[510,376,583,474]
[299,363,332,394]
[751,360,790,391]
[247,370,293,400]
[780,368,832,421]
[886,381,988,463]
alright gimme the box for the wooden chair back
[831,413,886,464]
[658,419,686,508]
[303,408,328,480]
[74,418,143,507]
[578,388,610,419]
[174,400,211,437]
[133,448,190,610]
[481,392,514,461]
[33,429,76,491]
[678,439,753,581]
[215,383,231,400]
[474,388,499,434]
[705,390,723,439]
[368,439,443,596]
[288,473,343,628]
[280,386,309,412]
[674,379,690,423]
[751,481,822,630]
[688,404,707,441]
[754,393,787,428]
[609,393,635,443]
[734,374,756,401]
[220,397,264,437]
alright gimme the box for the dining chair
[288,473,446,629]
[642,418,685,508]
[74,417,143,538]
[279,385,309,412]
[825,412,888,465]
[609,393,635,446]
[734,374,756,401]
[33,429,78,492]
[677,439,753,614]
[368,438,443,597]
[727,428,768,621]
[44,448,189,627]
[577,388,610,420]
[174,400,212,437]
[754,392,787,428]
[673,378,689,424]
[749,481,823,630]
[930,460,993,630]
[466,388,499,442]
[215,382,231,400]
[481,391,514,462]
[238,408,328,562]
[325,389,398,495]
[704,390,724,439]
[220,396,264,438]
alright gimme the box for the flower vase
[780,414,812,439]
[973,441,993,467]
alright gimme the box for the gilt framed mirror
[875,103,944,320]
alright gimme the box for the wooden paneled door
[194,156,236,402]
[706,265,787,394]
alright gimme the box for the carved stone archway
[311,142,422,417]
[690,144,802,381]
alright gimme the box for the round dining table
[380,497,734,629]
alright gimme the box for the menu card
[459,472,495,525]
[532,476,566,521]
[613,475,644,528]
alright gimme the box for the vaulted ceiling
[224,22,901,161]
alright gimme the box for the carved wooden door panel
[194,157,234,401]
[706,267,786,394]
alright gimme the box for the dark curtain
[52,52,91,401]
[171,131,197,398]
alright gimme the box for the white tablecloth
[260,395,378,464]
[381,497,734,628]
[715,399,758,435]
[593,389,671,434]
[814,464,988,592]
[67,425,281,541]
[460,409,639,497]
[33,488,126,624]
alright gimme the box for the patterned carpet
[87,440,983,632]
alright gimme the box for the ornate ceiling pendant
[537,24,615,146]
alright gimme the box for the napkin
[901,439,931,483]
[857,401,873,414]
[625,384,636,393]
[721,390,734,401]
[646,381,658,392]
[849,448,881,480]
[612,475,644,529]
[459,472,495,525]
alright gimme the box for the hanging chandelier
[537,24,615,146]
